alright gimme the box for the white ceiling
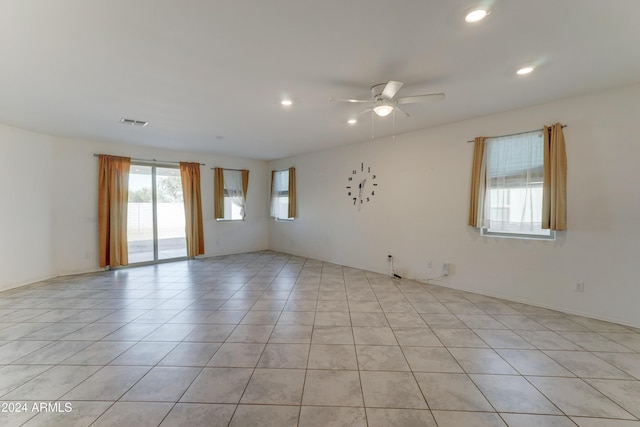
[1,0,639,160]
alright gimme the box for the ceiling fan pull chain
[371,110,375,139]
[393,109,396,139]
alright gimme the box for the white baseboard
[419,279,640,330]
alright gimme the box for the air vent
[120,118,148,127]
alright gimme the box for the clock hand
[358,179,367,200]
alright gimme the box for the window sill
[216,218,245,222]
[481,228,556,241]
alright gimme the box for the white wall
[52,137,270,276]
[269,83,640,327]
[0,125,56,290]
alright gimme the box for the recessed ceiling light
[465,8,489,23]
[347,119,357,125]
[517,66,535,75]
[281,99,293,106]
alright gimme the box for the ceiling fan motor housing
[371,83,387,99]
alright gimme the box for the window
[270,168,295,220]
[480,131,554,239]
[214,168,248,221]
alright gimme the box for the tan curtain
[241,169,249,201]
[98,155,131,268]
[468,137,486,227]
[180,162,205,256]
[213,167,224,219]
[542,123,567,230]
[270,170,275,199]
[269,170,276,217]
[288,167,297,218]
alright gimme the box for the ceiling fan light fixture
[517,66,535,75]
[465,8,489,23]
[373,104,394,117]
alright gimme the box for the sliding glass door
[128,165,154,263]
[156,167,187,260]
[127,164,187,264]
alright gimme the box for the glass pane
[156,167,187,260]
[487,186,546,234]
[128,165,154,263]
[223,169,245,220]
[275,196,289,219]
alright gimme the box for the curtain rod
[93,154,204,166]
[466,124,567,143]
[210,167,246,171]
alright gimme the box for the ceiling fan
[330,81,445,118]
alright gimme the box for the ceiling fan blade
[397,93,445,105]
[393,104,410,118]
[357,107,373,117]
[329,97,372,103]
[381,81,403,100]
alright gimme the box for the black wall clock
[346,162,377,207]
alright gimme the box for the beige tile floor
[0,251,639,426]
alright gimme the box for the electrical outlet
[442,263,450,276]
[575,282,584,292]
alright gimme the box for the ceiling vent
[120,118,148,127]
